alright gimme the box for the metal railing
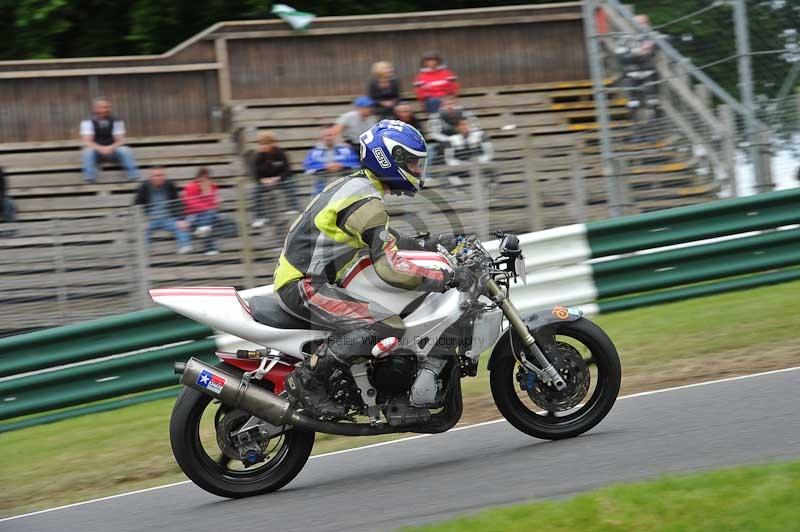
[2,187,799,431]
[4,120,773,337]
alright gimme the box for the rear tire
[490,317,621,440]
[170,387,314,498]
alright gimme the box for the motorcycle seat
[249,294,328,330]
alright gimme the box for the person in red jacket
[182,167,220,256]
[413,51,459,114]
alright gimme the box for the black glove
[448,264,476,292]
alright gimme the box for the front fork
[484,278,567,390]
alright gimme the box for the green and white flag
[271,4,315,31]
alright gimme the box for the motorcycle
[154,233,621,498]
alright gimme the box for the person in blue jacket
[303,127,361,194]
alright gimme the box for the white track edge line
[3,364,798,523]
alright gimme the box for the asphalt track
[4,367,800,532]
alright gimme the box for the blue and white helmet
[359,120,428,195]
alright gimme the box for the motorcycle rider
[276,119,473,417]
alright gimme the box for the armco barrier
[1,188,799,431]
[0,307,212,378]
[0,339,217,420]
[585,187,800,257]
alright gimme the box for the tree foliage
[2,0,796,104]
[0,0,536,60]
[635,0,800,101]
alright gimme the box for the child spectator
[303,127,360,195]
[444,118,494,167]
[392,101,423,132]
[0,167,17,223]
[80,97,139,183]
[427,94,479,145]
[443,117,495,188]
[134,167,191,253]
[250,131,299,228]
[414,51,459,114]
[331,96,376,152]
[182,167,220,256]
[368,61,400,119]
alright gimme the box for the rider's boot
[285,349,349,418]
[285,328,375,418]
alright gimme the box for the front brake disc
[526,342,590,412]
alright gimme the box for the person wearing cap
[303,126,361,195]
[414,51,459,114]
[331,96,377,153]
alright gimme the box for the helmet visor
[405,155,428,189]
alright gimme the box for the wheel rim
[189,395,294,483]
[507,324,610,428]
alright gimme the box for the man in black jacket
[0,167,16,223]
[133,167,191,253]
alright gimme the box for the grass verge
[2,280,799,517]
[400,460,800,532]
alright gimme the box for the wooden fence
[0,3,588,143]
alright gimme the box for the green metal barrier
[0,339,217,420]
[0,307,212,377]
[593,228,800,297]
[598,267,800,313]
[587,188,800,257]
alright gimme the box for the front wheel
[490,317,621,440]
[170,387,314,498]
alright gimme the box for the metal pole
[523,136,544,231]
[469,163,490,240]
[769,62,800,125]
[51,219,69,323]
[569,150,587,224]
[582,0,624,217]
[718,104,740,197]
[236,177,256,288]
[132,205,151,308]
[733,0,770,193]
[583,0,623,218]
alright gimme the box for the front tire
[490,317,621,440]
[170,387,314,498]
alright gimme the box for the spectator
[182,167,220,256]
[443,118,495,188]
[134,167,191,253]
[250,131,299,228]
[303,127,360,195]
[414,51,459,114]
[392,101,423,132]
[331,96,376,152]
[427,94,479,145]
[0,167,17,223]
[444,118,494,167]
[368,61,400,119]
[80,97,139,183]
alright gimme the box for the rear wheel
[490,317,621,440]
[170,387,314,498]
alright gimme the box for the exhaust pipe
[179,358,300,426]
[177,358,397,436]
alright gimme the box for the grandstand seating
[0,79,718,334]
[232,80,716,224]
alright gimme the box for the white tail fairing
[150,250,460,357]
[149,287,323,358]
